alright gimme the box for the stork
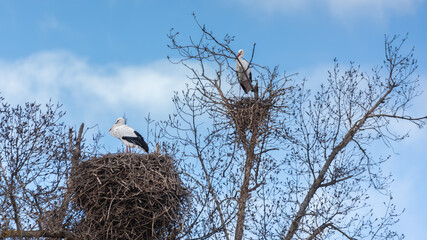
[236,49,254,94]
[109,117,149,153]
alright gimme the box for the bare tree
[280,34,425,240]
[163,17,426,240]
[0,98,85,239]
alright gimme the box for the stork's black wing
[237,69,253,94]
[240,81,249,94]
[249,72,254,92]
[122,131,149,152]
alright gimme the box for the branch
[193,122,230,240]
[0,230,75,240]
[55,123,85,228]
[330,224,356,240]
[8,191,22,232]
[319,175,353,188]
[306,222,333,240]
[369,114,427,127]
[69,123,84,167]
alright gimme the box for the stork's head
[116,117,126,125]
[109,117,126,131]
[237,49,244,58]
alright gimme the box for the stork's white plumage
[236,49,254,94]
[109,117,149,153]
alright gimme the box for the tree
[0,98,85,239]
[163,18,426,240]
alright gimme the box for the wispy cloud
[232,0,310,14]
[326,0,424,21]
[233,0,425,21]
[0,51,189,119]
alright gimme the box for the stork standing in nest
[109,117,149,153]
[236,49,254,94]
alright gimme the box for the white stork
[236,49,254,94]
[109,117,149,153]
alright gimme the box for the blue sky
[0,0,426,238]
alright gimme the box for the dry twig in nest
[70,152,189,240]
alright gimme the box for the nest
[70,153,189,240]
[228,97,273,134]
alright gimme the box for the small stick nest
[70,153,189,240]
[228,97,273,133]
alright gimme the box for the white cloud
[232,0,425,21]
[0,51,189,119]
[326,0,424,21]
[233,0,310,14]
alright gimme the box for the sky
[0,0,426,238]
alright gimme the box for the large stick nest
[70,153,189,240]
[228,97,274,134]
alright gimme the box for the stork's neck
[112,122,123,130]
